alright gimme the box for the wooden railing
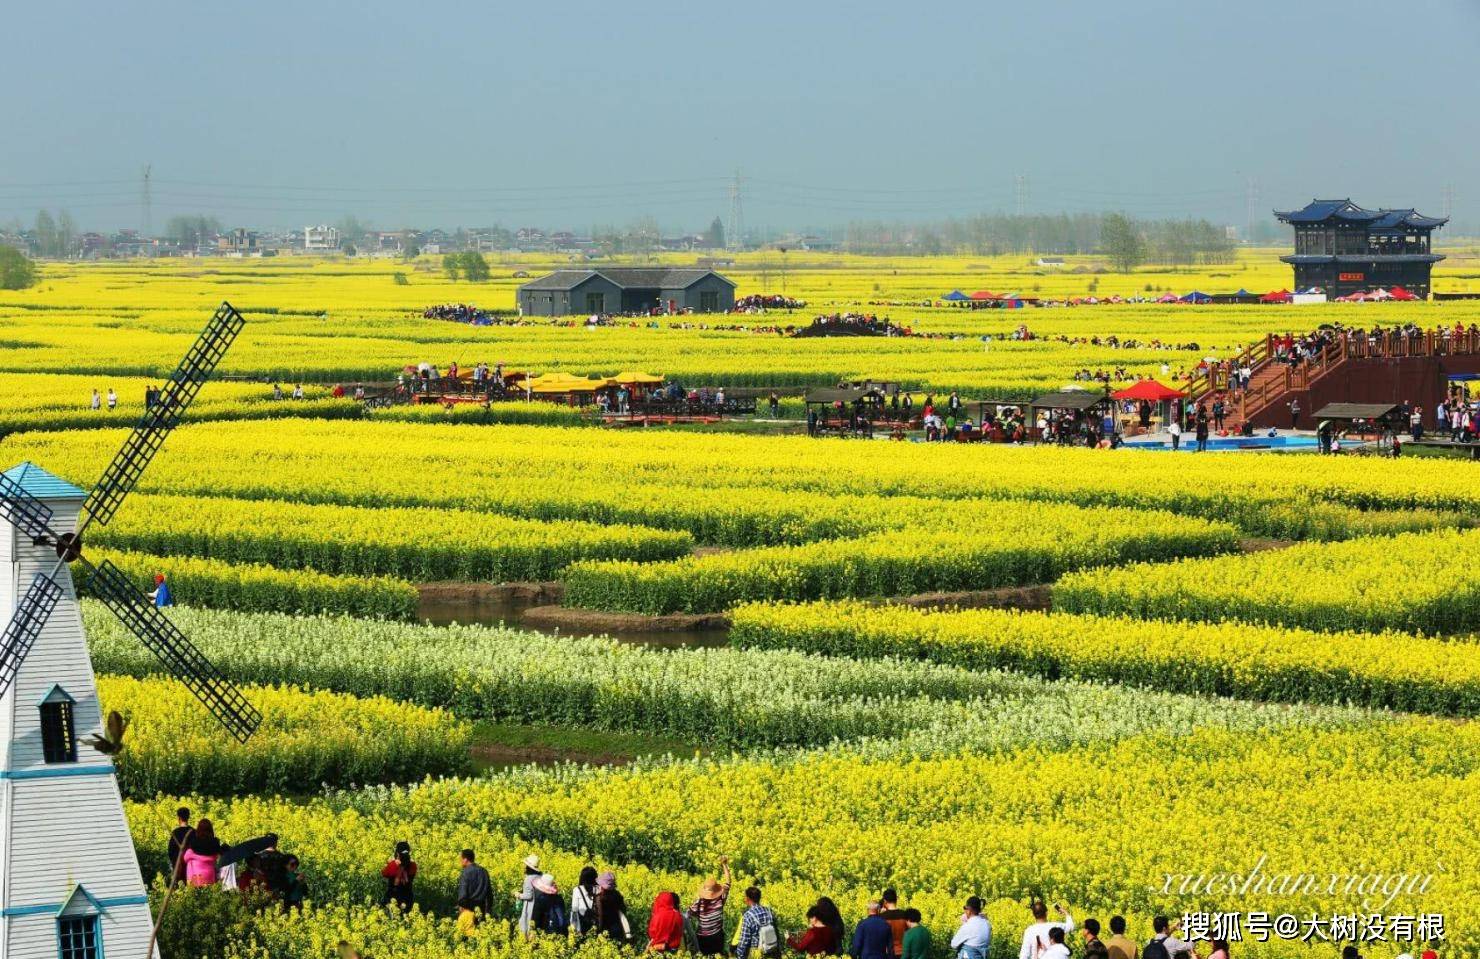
[1184,335,1271,404]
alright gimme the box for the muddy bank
[1239,538,1295,553]
[419,581,563,604]
[521,604,730,634]
[885,584,1053,612]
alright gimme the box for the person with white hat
[516,853,541,936]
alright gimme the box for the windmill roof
[1,462,86,500]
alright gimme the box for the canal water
[417,593,730,649]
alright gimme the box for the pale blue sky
[3,0,1477,233]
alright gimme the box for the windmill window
[40,697,77,764]
[57,914,100,959]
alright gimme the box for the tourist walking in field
[646,891,685,952]
[150,573,173,608]
[380,841,417,914]
[1018,901,1074,959]
[850,901,894,959]
[596,870,634,944]
[1079,918,1108,959]
[571,866,599,936]
[900,910,929,959]
[281,855,305,912]
[1142,916,1194,957]
[736,887,782,959]
[1040,926,1071,959]
[1103,917,1137,959]
[813,897,847,955]
[455,848,492,934]
[949,897,991,959]
[531,873,568,937]
[688,857,733,955]
[516,854,541,935]
[880,889,908,957]
[788,906,841,955]
[106,387,117,410]
[182,818,222,887]
[90,389,101,411]
[166,806,192,878]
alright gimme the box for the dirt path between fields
[471,743,635,768]
[1239,537,1295,553]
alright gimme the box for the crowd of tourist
[164,807,305,910]
[423,303,499,325]
[793,314,916,338]
[732,294,806,312]
[285,836,1249,959]
[465,860,1247,959]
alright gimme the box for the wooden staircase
[1185,327,1480,430]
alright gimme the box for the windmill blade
[82,302,246,529]
[0,573,65,702]
[0,473,60,543]
[80,559,260,743]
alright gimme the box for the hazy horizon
[4,0,1477,235]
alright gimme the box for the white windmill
[0,303,261,959]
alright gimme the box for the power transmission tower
[1443,184,1455,220]
[141,164,152,240]
[727,170,745,251]
[1244,176,1259,246]
[1014,174,1030,217]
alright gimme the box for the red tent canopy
[1260,289,1292,303]
[969,290,997,300]
[1388,286,1419,301]
[1111,379,1186,401]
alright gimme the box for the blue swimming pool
[1123,434,1324,452]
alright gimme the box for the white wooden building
[0,463,154,959]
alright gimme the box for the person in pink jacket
[182,818,222,887]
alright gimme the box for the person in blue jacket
[150,574,173,608]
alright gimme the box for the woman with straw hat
[687,856,733,956]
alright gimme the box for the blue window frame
[57,914,100,959]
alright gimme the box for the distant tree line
[166,214,225,250]
[30,209,78,257]
[839,212,1235,268]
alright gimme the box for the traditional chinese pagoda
[1275,198,1446,298]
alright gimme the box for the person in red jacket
[379,841,417,914]
[788,906,842,955]
[647,891,684,952]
